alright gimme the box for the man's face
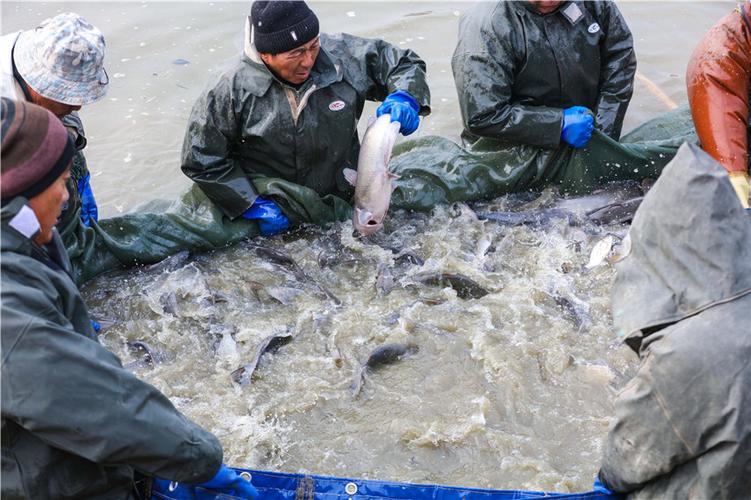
[528,0,564,14]
[260,36,320,85]
[28,167,71,245]
[27,87,81,119]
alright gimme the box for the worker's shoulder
[205,55,273,100]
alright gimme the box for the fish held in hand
[344,114,401,236]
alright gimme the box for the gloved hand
[77,173,98,226]
[151,464,259,499]
[376,90,420,136]
[241,196,289,236]
[194,464,259,499]
[728,172,750,209]
[561,106,594,148]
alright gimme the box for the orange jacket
[687,4,751,175]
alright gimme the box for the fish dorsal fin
[343,168,358,186]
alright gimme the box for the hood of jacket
[612,142,751,352]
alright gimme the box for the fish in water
[476,180,645,229]
[393,249,424,267]
[351,343,419,398]
[145,250,191,273]
[552,293,592,333]
[477,208,576,228]
[124,340,167,370]
[412,272,489,300]
[585,234,626,270]
[231,332,293,385]
[375,263,396,296]
[343,114,401,236]
[265,285,304,306]
[250,243,341,305]
[586,197,643,225]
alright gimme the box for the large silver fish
[344,114,401,236]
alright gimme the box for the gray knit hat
[14,12,108,106]
[251,1,319,54]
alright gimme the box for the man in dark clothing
[452,0,636,148]
[0,98,256,500]
[1,12,105,234]
[181,0,430,234]
[598,143,751,498]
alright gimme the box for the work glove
[728,172,750,209]
[152,464,259,499]
[241,196,289,236]
[561,106,594,149]
[77,173,99,226]
[194,464,259,499]
[376,90,420,136]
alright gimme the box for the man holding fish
[181,0,430,236]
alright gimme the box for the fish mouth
[354,219,384,237]
[353,208,384,236]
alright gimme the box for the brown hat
[1,97,75,204]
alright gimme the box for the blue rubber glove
[152,464,259,499]
[77,173,98,226]
[593,475,614,495]
[376,90,420,136]
[195,464,259,499]
[561,106,594,148]
[241,196,289,236]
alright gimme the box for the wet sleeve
[0,283,223,483]
[451,23,563,149]
[599,353,694,493]
[594,2,636,140]
[181,76,257,219]
[686,6,751,175]
[330,33,431,114]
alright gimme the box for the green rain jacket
[452,0,636,147]
[182,26,430,219]
[0,198,222,499]
[600,143,751,498]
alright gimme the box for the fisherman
[453,0,636,148]
[181,0,430,235]
[598,143,751,497]
[1,12,105,234]
[0,98,258,498]
[386,0,664,212]
[687,2,751,209]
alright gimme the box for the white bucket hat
[14,12,108,106]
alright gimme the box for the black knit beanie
[251,1,319,54]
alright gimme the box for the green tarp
[69,107,696,286]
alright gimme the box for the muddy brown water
[2,1,730,493]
